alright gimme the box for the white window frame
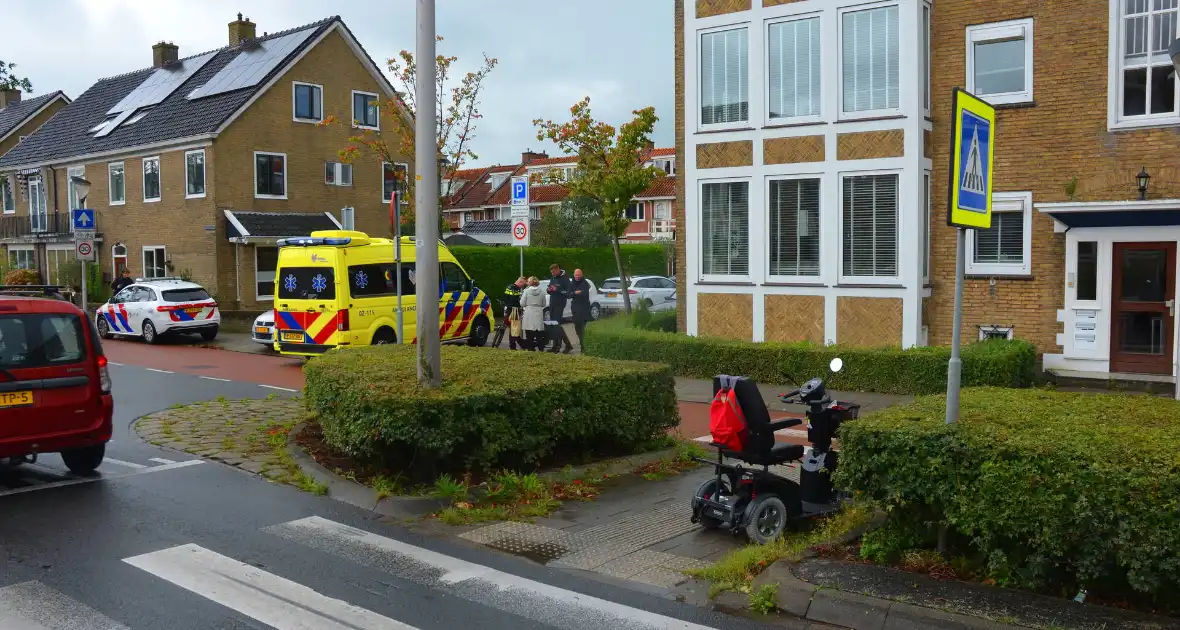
[143,246,167,280]
[698,177,752,283]
[1109,0,1180,129]
[8,244,34,270]
[1,175,14,214]
[978,325,1014,341]
[626,201,646,221]
[142,156,161,203]
[838,170,902,285]
[766,173,823,282]
[112,244,128,278]
[66,166,85,214]
[698,22,751,132]
[185,149,206,199]
[28,176,46,233]
[922,171,931,284]
[351,90,380,130]
[966,191,1033,277]
[325,161,353,187]
[382,161,408,203]
[254,151,288,200]
[838,2,902,121]
[292,81,324,123]
[923,2,932,116]
[108,162,125,205]
[765,13,824,126]
[966,18,1034,106]
[255,245,278,301]
[654,200,673,220]
[46,244,75,286]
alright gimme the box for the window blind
[701,181,749,275]
[701,28,749,124]
[842,5,900,113]
[769,18,821,119]
[769,178,820,276]
[974,210,1024,264]
[842,174,898,277]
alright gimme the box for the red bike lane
[103,340,306,390]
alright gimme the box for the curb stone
[753,561,816,618]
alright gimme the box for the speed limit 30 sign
[511,218,529,247]
[76,240,96,262]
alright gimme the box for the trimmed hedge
[450,244,669,310]
[836,388,1180,597]
[581,316,1036,395]
[303,345,678,477]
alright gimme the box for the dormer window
[652,158,675,175]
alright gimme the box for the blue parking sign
[510,177,528,206]
[72,208,95,230]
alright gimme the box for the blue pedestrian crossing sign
[947,88,996,229]
[72,208,95,231]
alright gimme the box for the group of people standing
[501,264,592,353]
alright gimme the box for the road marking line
[0,581,132,630]
[145,368,173,374]
[269,516,722,630]
[259,384,298,392]
[199,375,231,382]
[108,361,124,366]
[0,459,203,498]
[150,457,177,464]
[104,457,148,469]
[123,544,417,630]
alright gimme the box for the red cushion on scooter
[709,386,747,451]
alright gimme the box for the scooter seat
[717,442,805,466]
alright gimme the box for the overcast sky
[3,0,674,168]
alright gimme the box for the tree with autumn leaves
[534,97,663,314]
[323,37,496,235]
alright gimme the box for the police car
[95,278,220,344]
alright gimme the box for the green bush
[582,317,1036,395]
[837,388,1180,597]
[304,345,678,477]
[450,244,669,310]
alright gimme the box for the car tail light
[97,355,112,394]
[338,309,350,332]
[628,289,638,295]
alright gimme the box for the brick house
[676,0,1180,381]
[0,89,71,272]
[446,148,677,244]
[0,14,408,311]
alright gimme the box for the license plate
[255,326,269,334]
[710,508,726,519]
[280,331,304,343]
[185,308,201,315]
[0,391,33,408]
[606,292,617,298]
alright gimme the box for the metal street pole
[415,0,441,387]
[945,227,966,424]
[393,194,404,344]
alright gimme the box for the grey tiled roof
[225,211,339,238]
[0,91,67,141]
[0,17,339,169]
[459,219,540,235]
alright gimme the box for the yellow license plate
[185,308,201,314]
[606,292,617,298]
[255,326,269,334]
[281,331,304,342]
[0,391,33,408]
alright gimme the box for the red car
[0,286,113,474]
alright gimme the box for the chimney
[641,139,655,151]
[152,41,179,68]
[521,149,549,164]
[0,89,20,109]
[229,13,257,46]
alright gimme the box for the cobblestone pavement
[134,397,325,493]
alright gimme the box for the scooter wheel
[692,479,730,530]
[744,495,788,544]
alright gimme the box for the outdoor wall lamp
[1137,167,1151,201]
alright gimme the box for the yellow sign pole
[945,88,997,424]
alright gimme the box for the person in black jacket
[502,276,528,350]
[545,263,574,354]
[569,268,593,350]
[110,268,133,294]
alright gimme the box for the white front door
[28,178,46,233]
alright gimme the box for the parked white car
[95,278,220,344]
[537,278,601,322]
[598,275,677,313]
[252,310,275,346]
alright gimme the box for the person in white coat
[519,276,547,351]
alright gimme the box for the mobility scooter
[690,358,860,544]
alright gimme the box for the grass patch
[748,583,778,615]
[688,502,875,596]
[434,469,608,525]
[633,440,708,481]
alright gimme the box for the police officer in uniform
[502,276,528,350]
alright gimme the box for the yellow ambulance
[271,230,492,357]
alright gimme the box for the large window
[47,245,73,286]
[1077,241,1098,301]
[325,162,353,186]
[8,246,34,270]
[1,175,13,214]
[256,246,278,300]
[383,162,407,202]
[700,181,749,277]
[1117,0,1180,122]
[967,191,1032,276]
[143,246,167,279]
[143,157,161,202]
[293,82,323,122]
[768,17,821,121]
[255,152,287,198]
[841,5,900,115]
[186,149,206,198]
[28,177,46,233]
[841,174,898,278]
[626,202,645,221]
[108,162,125,205]
[967,19,1034,105]
[922,3,931,113]
[768,178,820,277]
[67,166,85,210]
[700,27,749,126]
[352,91,380,129]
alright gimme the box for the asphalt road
[0,342,771,630]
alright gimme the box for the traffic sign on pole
[76,240,95,262]
[510,176,528,207]
[511,218,530,247]
[72,208,95,231]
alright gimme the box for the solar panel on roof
[106,51,217,116]
[187,28,317,100]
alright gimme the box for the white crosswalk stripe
[0,458,202,497]
[0,581,131,630]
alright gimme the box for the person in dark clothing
[569,268,592,350]
[110,269,133,294]
[502,276,528,350]
[545,263,574,354]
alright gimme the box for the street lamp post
[415,0,441,388]
[1171,39,1180,401]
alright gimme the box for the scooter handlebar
[779,389,801,402]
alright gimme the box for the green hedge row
[837,388,1180,597]
[450,244,669,309]
[581,317,1036,395]
[304,345,679,477]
